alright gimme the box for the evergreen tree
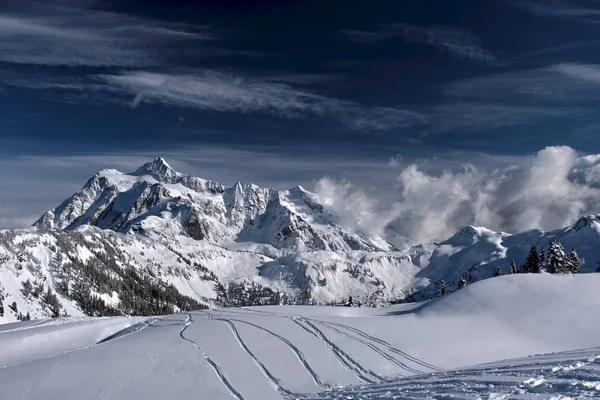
[437,281,446,297]
[21,279,33,296]
[539,247,545,266]
[546,241,567,273]
[509,260,517,274]
[493,267,502,277]
[523,245,540,273]
[457,276,467,289]
[346,296,353,307]
[567,249,580,274]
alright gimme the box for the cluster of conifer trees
[437,241,581,297]
[507,241,580,275]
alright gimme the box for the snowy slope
[1,274,600,399]
[409,216,600,299]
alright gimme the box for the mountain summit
[132,157,179,182]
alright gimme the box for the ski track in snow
[211,315,323,387]
[208,312,294,395]
[296,348,600,399]
[179,313,246,400]
[292,317,380,384]
[321,320,443,372]
[312,320,419,376]
[239,306,441,375]
[3,305,600,400]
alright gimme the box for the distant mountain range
[1,158,599,322]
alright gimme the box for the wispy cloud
[550,62,600,82]
[0,68,424,131]
[0,0,424,132]
[343,106,427,131]
[341,23,496,64]
[432,102,588,133]
[98,70,350,117]
[510,0,600,18]
[0,0,213,67]
[445,63,600,102]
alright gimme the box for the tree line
[437,241,582,297]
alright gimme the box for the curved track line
[221,317,323,386]
[179,313,245,400]
[313,320,418,376]
[301,318,386,382]
[323,320,443,372]
[209,314,292,395]
[292,317,380,384]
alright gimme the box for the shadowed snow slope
[1,274,600,399]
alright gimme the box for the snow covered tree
[493,267,502,277]
[546,241,567,274]
[21,279,33,296]
[523,245,540,273]
[509,260,517,274]
[437,281,446,297]
[539,247,545,266]
[566,249,580,274]
[457,276,467,289]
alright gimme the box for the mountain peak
[571,214,600,232]
[133,157,179,182]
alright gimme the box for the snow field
[1,274,600,399]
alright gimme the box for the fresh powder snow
[1,274,600,399]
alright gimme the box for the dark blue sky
[3,0,600,233]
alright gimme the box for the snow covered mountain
[1,158,418,323]
[2,157,600,323]
[408,216,600,300]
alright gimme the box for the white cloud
[432,64,600,132]
[433,102,586,132]
[510,0,600,18]
[98,70,351,118]
[343,106,426,131]
[550,63,600,82]
[0,69,421,129]
[0,0,212,67]
[341,24,496,64]
[0,1,425,131]
[314,178,385,234]
[315,146,600,243]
